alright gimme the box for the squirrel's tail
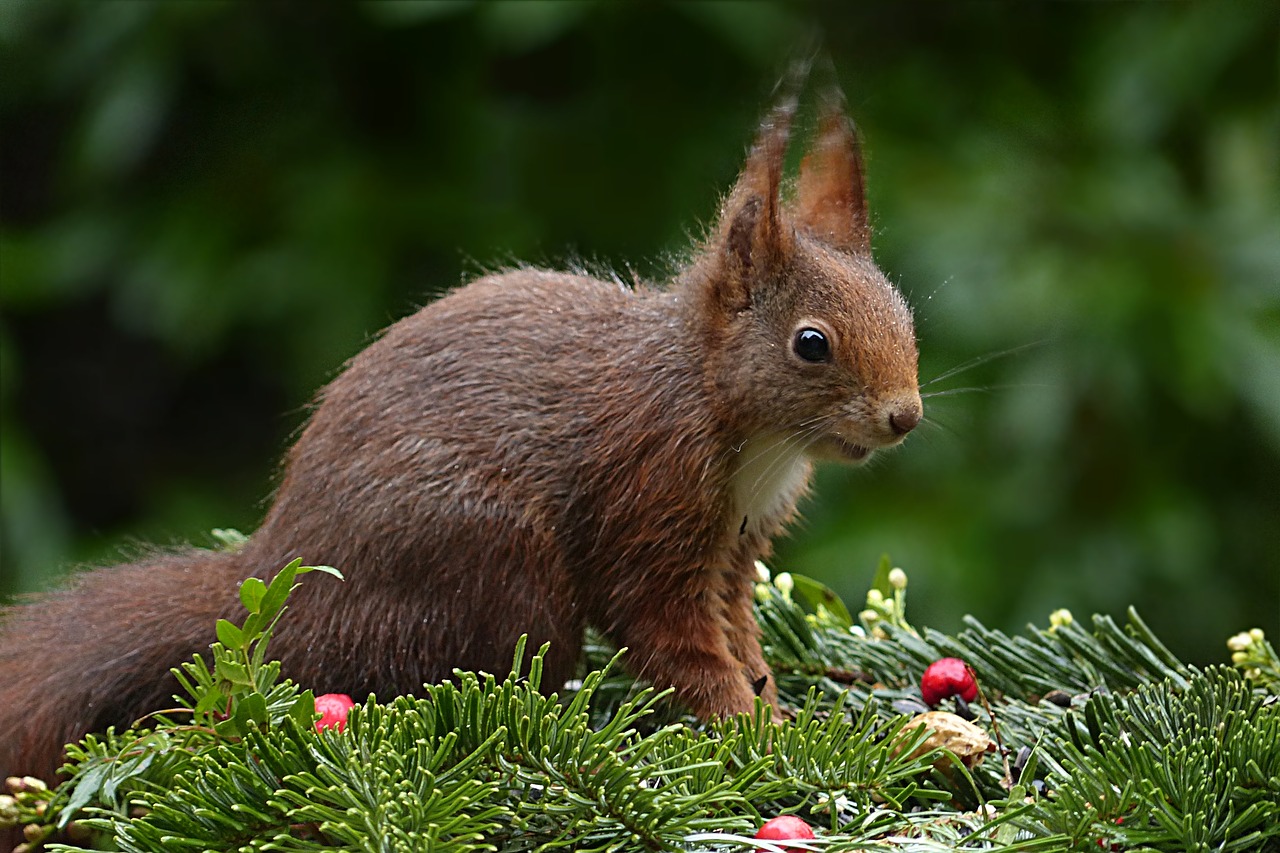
[0,548,243,782]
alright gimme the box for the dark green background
[3,1,1277,665]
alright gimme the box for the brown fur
[0,84,921,784]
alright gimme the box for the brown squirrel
[0,82,921,784]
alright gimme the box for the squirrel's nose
[888,401,922,436]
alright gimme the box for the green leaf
[789,572,853,627]
[240,612,263,639]
[193,685,228,717]
[215,619,244,649]
[238,577,266,613]
[299,563,344,581]
[871,552,893,599]
[58,762,109,828]
[233,692,268,732]
[210,527,249,551]
[215,657,252,687]
[288,690,317,731]
[213,716,241,739]
[257,558,304,624]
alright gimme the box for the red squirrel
[0,82,921,783]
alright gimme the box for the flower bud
[774,572,794,597]
[888,568,907,590]
[19,777,46,793]
[1250,628,1266,642]
[1049,609,1073,629]
[1227,632,1253,652]
[866,588,885,606]
[754,561,771,583]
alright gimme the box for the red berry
[314,693,356,732]
[920,658,978,706]
[754,815,815,843]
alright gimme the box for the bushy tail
[0,548,243,781]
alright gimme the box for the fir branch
[1032,665,1280,851]
[18,561,1274,853]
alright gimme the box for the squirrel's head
[685,81,921,466]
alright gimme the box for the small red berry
[314,693,355,732]
[920,658,978,706]
[754,815,815,843]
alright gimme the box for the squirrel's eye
[793,327,831,363]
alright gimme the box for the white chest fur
[728,433,814,538]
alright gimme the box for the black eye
[793,327,831,363]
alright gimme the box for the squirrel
[0,80,921,784]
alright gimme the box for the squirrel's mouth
[835,438,870,461]
[810,435,872,464]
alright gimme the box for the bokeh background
[2,1,1277,666]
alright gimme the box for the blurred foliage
[1,1,1277,665]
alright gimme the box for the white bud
[888,568,908,590]
[1250,628,1266,642]
[1227,632,1254,652]
[754,561,771,583]
[1049,609,1073,629]
[774,572,794,597]
[866,588,885,606]
[0,793,18,819]
[859,609,879,624]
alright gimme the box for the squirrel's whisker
[920,340,1046,389]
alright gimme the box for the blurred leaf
[215,619,244,650]
[238,577,266,614]
[789,572,854,628]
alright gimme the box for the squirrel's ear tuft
[793,85,871,255]
[707,79,801,309]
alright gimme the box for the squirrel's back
[1,268,716,781]
[251,266,732,697]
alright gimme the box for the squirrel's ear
[709,92,797,308]
[793,86,871,255]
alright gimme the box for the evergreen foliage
[3,557,1277,852]
[1034,666,1280,851]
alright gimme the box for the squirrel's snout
[887,398,923,437]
